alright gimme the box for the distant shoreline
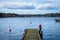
[0,13,60,18]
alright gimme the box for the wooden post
[38,24,43,40]
[39,24,42,31]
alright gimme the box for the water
[0,17,60,40]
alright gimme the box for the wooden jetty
[22,29,42,40]
[55,19,60,22]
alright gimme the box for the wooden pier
[22,29,42,40]
[55,19,60,22]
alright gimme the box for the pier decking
[22,29,42,40]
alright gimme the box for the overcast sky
[0,0,60,10]
[0,0,60,14]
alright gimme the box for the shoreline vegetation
[0,13,60,18]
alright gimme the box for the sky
[0,0,60,14]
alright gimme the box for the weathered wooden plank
[22,29,42,40]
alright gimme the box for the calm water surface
[0,17,60,40]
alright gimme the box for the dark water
[0,17,60,40]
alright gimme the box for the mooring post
[38,24,43,40]
[39,24,42,31]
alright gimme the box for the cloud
[0,2,35,9]
[0,2,59,10]
[35,4,58,10]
